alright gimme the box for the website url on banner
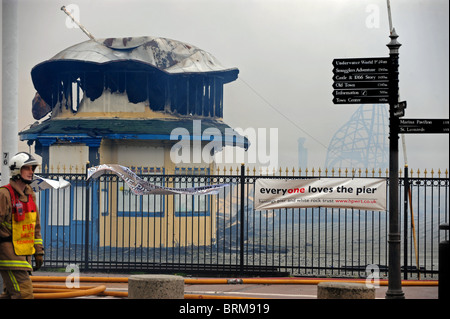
[334,199,378,204]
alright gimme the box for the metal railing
[32,167,448,278]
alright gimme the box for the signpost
[332,81,389,89]
[393,101,407,118]
[385,29,404,299]
[332,57,390,105]
[399,119,449,134]
[331,30,405,299]
[332,23,450,299]
[332,90,389,104]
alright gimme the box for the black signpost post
[333,27,449,299]
[332,29,405,299]
[385,28,405,299]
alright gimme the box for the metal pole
[439,223,449,299]
[1,0,18,184]
[84,162,90,271]
[386,28,405,299]
[386,0,393,33]
[61,6,96,41]
[403,165,409,280]
[240,164,245,274]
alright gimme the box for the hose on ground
[33,284,106,299]
[30,276,437,299]
[30,276,438,286]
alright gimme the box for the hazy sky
[1,0,449,172]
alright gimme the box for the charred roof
[31,36,239,119]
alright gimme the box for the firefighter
[0,152,44,299]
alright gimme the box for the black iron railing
[33,167,448,278]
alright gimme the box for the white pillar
[1,0,19,185]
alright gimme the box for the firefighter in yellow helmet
[0,152,44,299]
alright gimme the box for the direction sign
[332,57,390,67]
[333,89,389,97]
[333,81,389,89]
[333,96,389,104]
[332,57,391,105]
[333,73,389,82]
[333,66,390,75]
[393,101,407,118]
[398,119,449,134]
[332,57,390,75]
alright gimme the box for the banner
[87,164,228,196]
[255,178,386,211]
[31,175,71,192]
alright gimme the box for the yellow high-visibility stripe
[1,221,12,230]
[0,260,33,270]
[34,238,43,245]
[7,270,20,292]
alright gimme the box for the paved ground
[30,271,438,299]
[185,282,438,299]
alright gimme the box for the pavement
[185,281,438,299]
[29,271,439,300]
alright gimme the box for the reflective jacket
[0,179,44,271]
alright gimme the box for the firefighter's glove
[34,254,44,271]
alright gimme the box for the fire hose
[30,276,437,299]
